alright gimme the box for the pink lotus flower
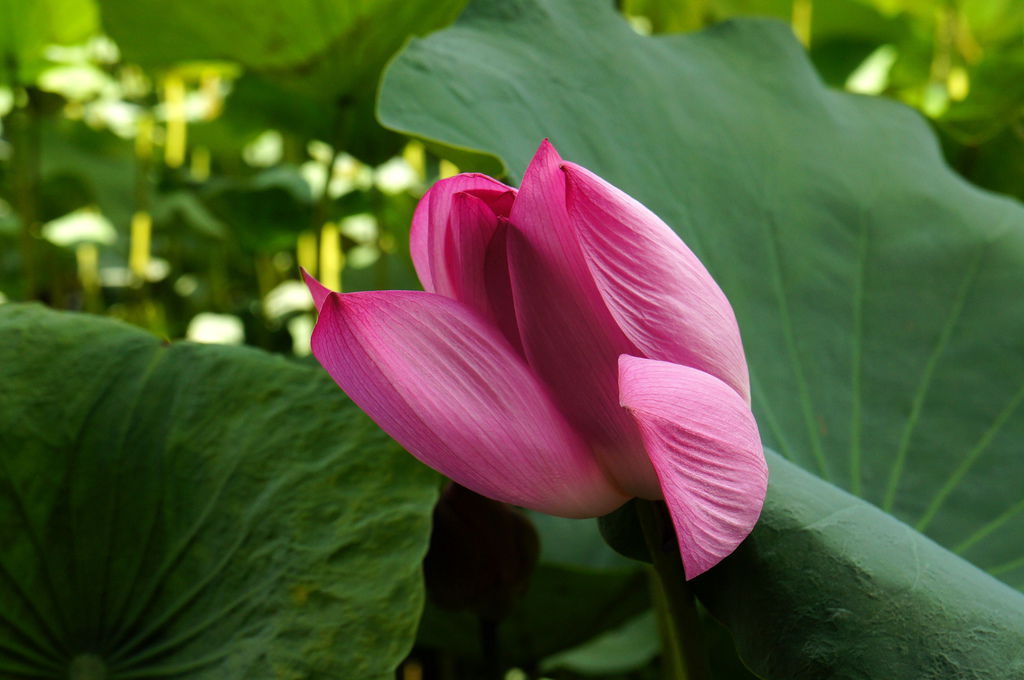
[305,141,767,579]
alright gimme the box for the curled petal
[308,283,626,518]
[564,163,750,402]
[618,355,767,579]
[411,173,515,292]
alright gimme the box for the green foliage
[201,166,314,253]
[98,0,464,88]
[622,0,1024,202]
[38,117,135,227]
[0,303,439,679]
[4,0,1024,676]
[96,0,468,161]
[413,509,655,676]
[418,564,649,668]
[540,611,660,676]
[1,0,444,340]
[0,0,99,83]
[696,452,1024,678]
[379,0,1024,674]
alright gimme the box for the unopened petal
[481,218,522,353]
[311,289,626,517]
[440,192,498,313]
[507,140,659,497]
[618,355,767,579]
[564,163,750,402]
[410,173,515,292]
[438,194,522,351]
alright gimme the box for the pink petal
[410,173,515,292]
[439,192,498,313]
[618,355,767,579]
[310,288,627,518]
[438,194,523,352]
[481,218,523,354]
[301,267,331,312]
[507,140,659,498]
[563,163,750,402]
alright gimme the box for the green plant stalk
[129,112,154,321]
[7,81,40,300]
[649,568,687,680]
[478,616,502,680]
[636,500,711,680]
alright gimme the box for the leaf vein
[917,381,1024,532]
[766,215,829,479]
[882,245,986,511]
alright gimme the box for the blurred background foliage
[0,0,466,352]
[1,1,1022,678]
[623,0,1024,198]
[2,0,1023,354]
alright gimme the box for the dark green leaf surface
[0,303,438,679]
[379,0,1024,674]
[695,452,1024,678]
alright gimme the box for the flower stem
[636,499,711,680]
[478,616,502,680]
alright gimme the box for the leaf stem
[636,500,711,680]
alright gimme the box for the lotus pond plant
[305,140,767,580]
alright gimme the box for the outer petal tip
[557,160,581,179]
[529,138,562,168]
[301,267,333,313]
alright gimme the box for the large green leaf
[0,304,437,679]
[378,0,1024,673]
[696,452,1024,677]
